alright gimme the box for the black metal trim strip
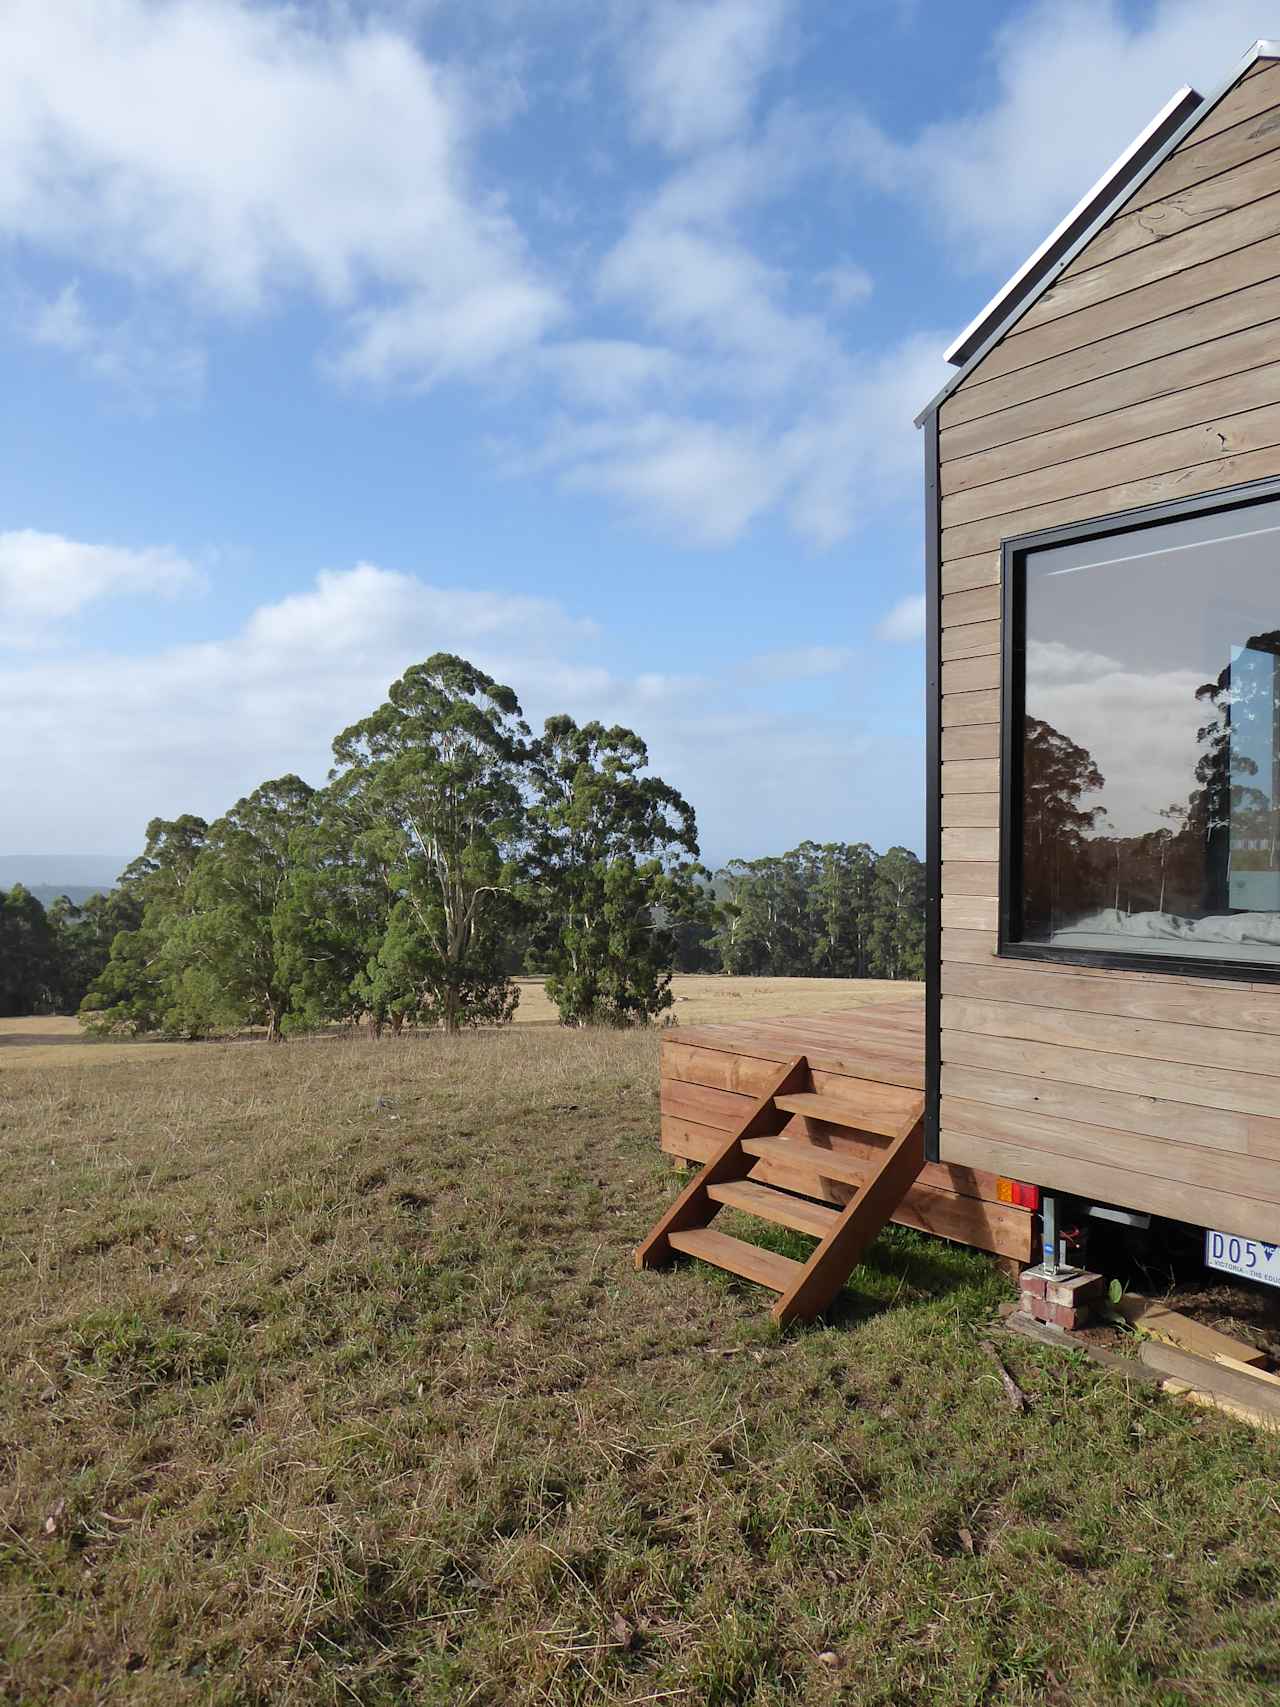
[997,471,1280,988]
[924,407,942,1164]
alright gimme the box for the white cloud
[845,0,1269,269]
[525,322,948,546]
[598,218,834,398]
[1026,637,1126,682]
[775,330,948,545]
[538,339,689,409]
[25,281,206,404]
[877,594,925,644]
[622,0,792,155]
[535,82,950,546]
[753,645,853,681]
[0,557,921,862]
[817,263,874,309]
[30,284,98,355]
[538,411,785,546]
[0,0,939,549]
[0,0,561,387]
[242,563,598,660]
[0,531,203,646]
[1031,655,1209,837]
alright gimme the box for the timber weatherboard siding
[934,57,1280,1241]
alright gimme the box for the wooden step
[775,1083,924,1140]
[667,1227,805,1292]
[706,1178,840,1238]
[741,1134,871,1186]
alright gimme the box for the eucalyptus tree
[713,853,812,975]
[527,716,706,1025]
[168,775,317,1039]
[80,815,210,1035]
[711,842,925,980]
[0,885,58,1016]
[327,654,529,1033]
[46,887,143,1011]
[868,845,925,980]
[274,788,393,1034]
[810,840,879,976]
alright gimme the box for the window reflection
[1014,496,1280,966]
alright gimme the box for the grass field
[0,975,922,1069]
[3,1013,1279,1704]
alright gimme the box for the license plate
[1205,1229,1280,1287]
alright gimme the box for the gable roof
[915,39,1280,426]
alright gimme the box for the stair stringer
[768,1112,925,1326]
[634,1055,809,1270]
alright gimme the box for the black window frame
[998,473,1280,986]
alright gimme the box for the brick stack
[1019,1266,1104,1331]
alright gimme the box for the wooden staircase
[635,1055,925,1326]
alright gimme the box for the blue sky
[0,0,1266,870]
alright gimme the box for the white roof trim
[917,38,1280,423]
[942,84,1196,365]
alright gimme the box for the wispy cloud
[621,0,792,154]
[841,0,1267,269]
[752,644,853,681]
[25,281,206,405]
[877,594,925,643]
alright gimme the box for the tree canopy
[709,842,923,981]
[527,716,707,1025]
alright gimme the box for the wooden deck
[659,1000,1035,1268]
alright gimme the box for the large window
[1003,482,1280,975]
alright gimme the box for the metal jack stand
[1040,1193,1076,1279]
[1022,1194,1102,1328]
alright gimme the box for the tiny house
[920,40,1280,1269]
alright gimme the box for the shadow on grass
[714,1213,1008,1334]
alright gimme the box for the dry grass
[0,976,921,1070]
[2,1023,1279,1705]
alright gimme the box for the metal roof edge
[941,84,1198,368]
[914,38,1278,428]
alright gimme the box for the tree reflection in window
[1010,496,1280,966]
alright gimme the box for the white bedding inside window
[1049,907,1280,958]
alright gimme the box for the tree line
[691,842,924,981]
[2,654,924,1035]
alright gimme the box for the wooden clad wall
[936,56,1280,1240]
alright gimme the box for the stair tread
[707,1178,839,1239]
[741,1134,872,1187]
[775,1087,924,1139]
[668,1226,805,1291]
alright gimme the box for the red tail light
[996,1177,1040,1210]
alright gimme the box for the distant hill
[0,855,126,895]
[27,884,110,908]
